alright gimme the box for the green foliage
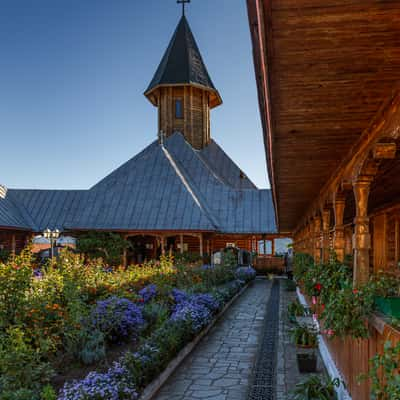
[0,249,33,328]
[292,376,340,400]
[370,273,400,298]
[0,249,10,263]
[222,249,237,269]
[285,279,297,292]
[174,251,203,266]
[142,302,170,332]
[64,327,106,365]
[77,232,131,265]
[321,284,375,339]
[287,300,306,319]
[40,385,57,400]
[359,341,400,400]
[0,327,54,396]
[293,253,314,281]
[290,324,318,348]
[0,245,245,396]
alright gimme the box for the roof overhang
[247,0,400,232]
[144,83,223,109]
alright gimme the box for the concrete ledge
[296,288,352,400]
[138,282,251,400]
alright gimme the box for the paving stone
[152,280,271,400]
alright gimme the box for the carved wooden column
[180,234,184,254]
[353,176,373,285]
[313,216,322,264]
[333,193,346,262]
[322,209,331,263]
[199,233,204,257]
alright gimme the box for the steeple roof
[145,16,222,108]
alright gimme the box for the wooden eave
[144,83,223,109]
[247,0,400,233]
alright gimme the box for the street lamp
[43,228,60,259]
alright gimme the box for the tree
[77,232,131,266]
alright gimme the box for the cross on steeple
[177,0,190,17]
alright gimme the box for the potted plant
[372,274,400,319]
[296,352,318,373]
[291,325,319,373]
[292,376,340,400]
[291,325,318,348]
[287,300,306,323]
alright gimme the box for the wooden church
[0,13,277,264]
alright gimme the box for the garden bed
[0,249,256,400]
[138,282,249,400]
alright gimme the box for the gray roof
[146,16,218,95]
[0,188,31,230]
[5,134,276,234]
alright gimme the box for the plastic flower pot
[374,296,400,318]
[297,353,317,373]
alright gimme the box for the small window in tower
[175,99,183,119]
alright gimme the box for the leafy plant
[321,285,374,339]
[65,327,106,365]
[0,327,54,396]
[293,253,314,282]
[292,376,340,400]
[285,279,297,292]
[370,273,400,298]
[359,340,400,400]
[288,300,306,319]
[77,232,131,266]
[290,324,318,348]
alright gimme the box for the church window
[175,99,183,119]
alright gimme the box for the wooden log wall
[0,231,29,254]
[158,86,211,149]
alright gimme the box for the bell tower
[144,15,222,150]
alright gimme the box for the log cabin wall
[157,86,211,150]
[0,231,29,254]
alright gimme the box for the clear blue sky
[0,0,269,190]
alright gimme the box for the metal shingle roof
[0,189,31,230]
[145,16,219,97]
[6,133,276,234]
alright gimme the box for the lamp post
[43,228,60,259]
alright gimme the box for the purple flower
[58,362,138,400]
[235,266,256,281]
[89,297,145,342]
[170,292,220,332]
[171,288,189,303]
[138,284,157,303]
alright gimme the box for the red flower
[315,283,322,292]
[353,289,358,294]
[321,304,325,312]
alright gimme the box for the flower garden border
[138,281,251,400]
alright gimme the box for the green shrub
[293,253,314,281]
[0,327,54,396]
[64,327,106,365]
[359,340,400,400]
[292,376,340,400]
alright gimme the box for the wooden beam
[372,142,397,160]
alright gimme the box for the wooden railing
[301,292,400,400]
[253,255,285,274]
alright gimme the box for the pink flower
[312,296,317,305]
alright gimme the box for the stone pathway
[153,279,272,400]
[276,281,325,399]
